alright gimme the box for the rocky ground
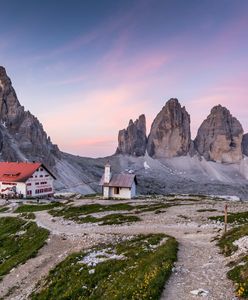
[0,197,247,299]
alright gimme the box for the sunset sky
[0,0,248,157]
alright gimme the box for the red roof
[0,162,55,182]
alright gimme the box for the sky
[0,0,248,158]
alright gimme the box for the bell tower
[104,163,111,183]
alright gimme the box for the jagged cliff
[0,66,60,166]
[194,105,243,163]
[242,133,248,156]
[116,114,147,156]
[147,98,191,158]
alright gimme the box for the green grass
[216,223,248,297]
[134,203,170,213]
[227,256,248,298]
[49,202,172,225]
[0,207,9,213]
[217,225,248,256]
[197,208,217,212]
[31,234,178,300]
[209,211,248,225]
[51,203,133,217]
[78,214,141,225]
[15,202,63,213]
[19,212,36,220]
[0,217,49,280]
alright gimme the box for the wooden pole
[224,204,228,233]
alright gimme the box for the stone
[116,114,147,156]
[0,66,61,166]
[242,133,248,156]
[194,105,243,163]
[190,289,209,296]
[147,98,191,158]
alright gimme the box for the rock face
[194,105,243,163]
[147,98,191,158]
[242,133,248,156]
[0,66,60,166]
[116,114,147,156]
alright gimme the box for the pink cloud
[39,83,148,157]
[73,137,116,147]
[99,45,170,81]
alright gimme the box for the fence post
[224,204,228,233]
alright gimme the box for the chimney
[104,163,111,184]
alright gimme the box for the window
[40,175,43,178]
[26,183,31,186]
[3,172,20,177]
[35,182,39,185]
[114,187,120,194]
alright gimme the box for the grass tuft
[31,234,178,300]
[15,202,63,213]
[197,209,217,212]
[0,217,49,280]
[209,211,248,225]
[20,212,36,220]
[49,202,171,225]
[0,207,9,213]
[216,222,248,297]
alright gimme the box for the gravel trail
[0,199,244,299]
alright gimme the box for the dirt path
[34,204,237,300]
[0,199,244,299]
[161,232,236,300]
[0,233,116,300]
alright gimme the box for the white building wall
[25,167,54,198]
[17,183,27,197]
[0,182,27,197]
[103,186,110,198]
[109,187,131,199]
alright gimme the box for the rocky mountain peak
[116,114,147,156]
[194,104,243,163]
[0,66,21,124]
[0,66,60,166]
[147,98,191,158]
[242,133,248,156]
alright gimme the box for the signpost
[224,204,228,233]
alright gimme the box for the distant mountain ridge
[1,66,248,198]
[117,98,247,164]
